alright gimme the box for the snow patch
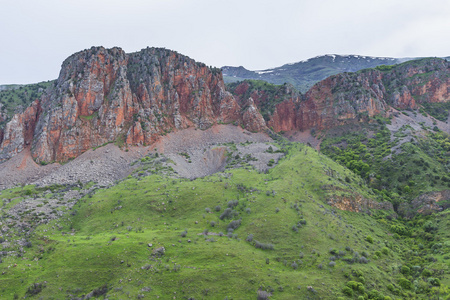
[256,70,274,74]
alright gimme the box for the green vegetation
[0,81,53,125]
[375,64,395,72]
[421,102,450,122]
[321,120,450,206]
[0,139,449,299]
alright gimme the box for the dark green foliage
[400,265,410,275]
[375,64,395,71]
[342,286,353,296]
[397,278,411,290]
[322,122,450,202]
[421,102,450,122]
[422,269,433,277]
[26,282,45,296]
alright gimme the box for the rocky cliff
[1,47,242,163]
[1,48,449,164]
[229,58,450,133]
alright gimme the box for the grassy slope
[2,143,430,299]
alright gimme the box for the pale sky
[1,0,450,84]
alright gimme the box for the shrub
[219,208,233,220]
[400,265,410,275]
[180,230,187,237]
[245,207,251,214]
[26,283,46,296]
[257,290,271,300]
[92,285,109,297]
[254,240,274,250]
[210,221,216,227]
[359,256,368,264]
[422,269,433,277]
[423,221,438,232]
[227,219,241,231]
[227,200,239,208]
[205,207,211,213]
[342,286,353,296]
[398,278,411,290]
[292,261,298,270]
[381,247,389,255]
[346,281,359,290]
[366,235,374,243]
[329,261,336,268]
[428,277,441,286]
[214,205,221,212]
[246,234,253,242]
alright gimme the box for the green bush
[342,286,353,296]
[422,269,433,277]
[398,278,411,290]
[366,235,374,243]
[346,281,359,290]
[400,265,410,275]
[428,277,441,286]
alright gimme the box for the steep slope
[222,54,402,92]
[228,58,450,133]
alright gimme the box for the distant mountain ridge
[222,54,448,92]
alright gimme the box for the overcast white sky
[1,0,450,84]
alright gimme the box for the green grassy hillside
[1,141,449,299]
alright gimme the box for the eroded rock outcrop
[2,47,243,163]
[0,100,41,162]
[323,185,394,213]
[1,50,449,164]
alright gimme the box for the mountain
[222,55,423,92]
[1,48,450,165]
[1,47,450,299]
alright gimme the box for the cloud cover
[1,0,449,84]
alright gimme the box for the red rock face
[268,100,298,132]
[1,51,449,164]
[242,98,267,132]
[268,59,450,132]
[28,47,242,163]
[0,100,41,162]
